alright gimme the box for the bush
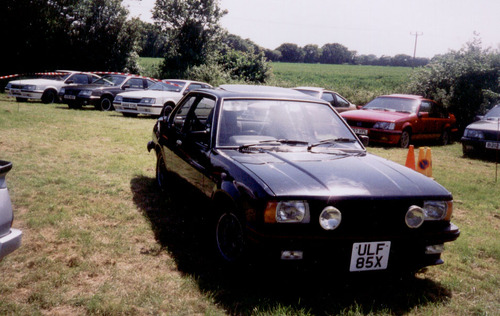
[406,37,500,132]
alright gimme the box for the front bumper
[8,89,43,100]
[352,128,401,145]
[0,228,22,260]
[114,103,163,116]
[245,222,460,272]
[462,137,500,155]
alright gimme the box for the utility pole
[411,31,423,68]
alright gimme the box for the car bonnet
[228,150,451,199]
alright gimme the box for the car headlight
[464,128,484,139]
[5,83,11,89]
[264,200,310,223]
[140,97,156,104]
[24,85,37,91]
[79,90,92,96]
[114,95,123,103]
[319,206,342,230]
[423,200,452,221]
[405,205,425,228]
[373,122,395,130]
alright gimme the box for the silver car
[0,160,22,260]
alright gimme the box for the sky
[123,0,500,58]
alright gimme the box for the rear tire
[440,129,451,146]
[155,150,168,191]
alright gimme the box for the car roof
[379,94,425,100]
[201,85,325,101]
[293,87,326,92]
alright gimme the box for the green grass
[0,89,499,315]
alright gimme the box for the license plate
[352,128,368,135]
[486,142,500,150]
[64,95,76,100]
[123,103,137,109]
[350,241,391,272]
[10,89,21,96]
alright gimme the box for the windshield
[363,97,419,113]
[92,75,126,86]
[217,99,361,150]
[148,82,182,92]
[164,80,186,89]
[485,106,500,119]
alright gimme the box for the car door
[416,101,435,140]
[164,93,216,196]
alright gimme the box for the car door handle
[176,140,182,146]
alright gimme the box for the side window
[173,96,197,130]
[146,80,155,88]
[190,97,216,133]
[334,94,349,107]
[186,84,202,93]
[321,93,335,104]
[419,101,431,113]
[126,78,144,89]
[70,74,89,84]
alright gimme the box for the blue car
[147,85,460,275]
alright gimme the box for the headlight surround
[140,97,156,104]
[79,90,92,97]
[114,95,123,103]
[275,200,310,223]
[373,121,395,130]
[406,201,453,228]
[464,128,484,139]
[319,206,342,230]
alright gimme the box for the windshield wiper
[238,139,309,151]
[307,138,357,150]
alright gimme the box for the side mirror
[162,105,173,117]
[474,115,484,122]
[359,135,369,147]
[122,85,130,90]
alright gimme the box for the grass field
[0,71,498,315]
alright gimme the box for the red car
[341,94,457,148]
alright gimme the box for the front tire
[215,211,246,263]
[99,96,114,111]
[399,130,411,148]
[41,89,57,104]
[440,129,451,146]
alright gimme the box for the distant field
[138,58,412,106]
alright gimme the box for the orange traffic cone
[425,147,432,178]
[417,147,432,177]
[405,145,415,170]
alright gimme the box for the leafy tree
[137,21,169,58]
[406,36,500,132]
[153,0,227,78]
[303,44,321,63]
[320,43,354,64]
[264,49,282,62]
[276,43,304,63]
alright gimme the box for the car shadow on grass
[131,174,453,315]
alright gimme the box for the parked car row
[5,72,498,154]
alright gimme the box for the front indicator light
[281,250,303,260]
[319,206,342,230]
[406,206,425,228]
[425,244,445,254]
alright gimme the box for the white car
[293,87,357,112]
[5,71,100,104]
[114,80,212,116]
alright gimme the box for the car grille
[64,89,80,96]
[10,84,24,89]
[122,97,141,103]
[483,130,500,141]
[345,120,375,129]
